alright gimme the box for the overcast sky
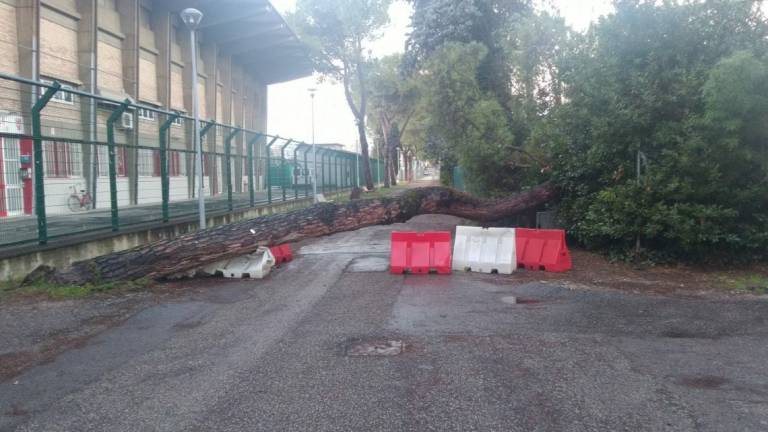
[266,0,614,151]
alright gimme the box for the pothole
[344,339,405,357]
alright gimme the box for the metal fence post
[335,152,341,193]
[197,121,216,206]
[293,143,306,201]
[31,81,61,244]
[106,99,131,232]
[265,136,280,204]
[329,151,334,193]
[279,139,293,202]
[224,127,240,212]
[302,144,310,198]
[321,150,328,194]
[246,133,261,207]
[159,113,179,222]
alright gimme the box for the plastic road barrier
[390,231,452,274]
[270,244,294,265]
[452,226,517,274]
[515,228,572,272]
[202,247,276,279]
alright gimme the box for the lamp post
[181,8,206,229]
[308,87,318,203]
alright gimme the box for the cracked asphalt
[2,214,768,431]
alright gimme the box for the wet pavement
[2,214,768,431]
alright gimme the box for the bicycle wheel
[67,195,82,212]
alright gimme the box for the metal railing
[0,73,386,248]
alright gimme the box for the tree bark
[31,184,556,286]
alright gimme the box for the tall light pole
[181,8,206,229]
[308,87,318,202]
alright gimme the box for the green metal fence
[0,73,384,248]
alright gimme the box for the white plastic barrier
[452,226,517,274]
[201,247,276,279]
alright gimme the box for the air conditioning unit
[119,112,134,129]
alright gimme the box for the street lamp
[181,7,206,229]
[308,87,318,203]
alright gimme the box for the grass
[0,277,153,301]
[331,183,411,204]
[720,273,768,295]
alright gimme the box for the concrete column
[152,9,171,110]
[117,0,139,205]
[16,0,40,111]
[75,0,98,200]
[201,42,217,194]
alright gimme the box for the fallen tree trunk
[30,184,556,285]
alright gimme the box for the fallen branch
[28,184,556,285]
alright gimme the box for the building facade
[0,0,312,217]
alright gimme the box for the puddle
[347,256,390,272]
[677,375,729,390]
[344,339,405,356]
[660,328,719,339]
[501,296,543,305]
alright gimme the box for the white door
[1,137,23,216]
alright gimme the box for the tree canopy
[291,0,393,189]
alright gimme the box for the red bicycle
[67,185,93,212]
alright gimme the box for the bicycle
[67,185,93,212]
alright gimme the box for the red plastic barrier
[515,228,572,272]
[270,244,294,265]
[390,231,452,274]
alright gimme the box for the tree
[531,0,768,261]
[412,42,541,196]
[292,0,392,189]
[404,1,565,195]
[366,54,420,187]
[405,0,531,110]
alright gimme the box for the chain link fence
[0,73,385,248]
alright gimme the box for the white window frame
[40,78,77,105]
[138,107,156,121]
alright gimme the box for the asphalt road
[2,214,768,431]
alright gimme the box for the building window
[138,107,156,121]
[40,79,77,105]
[147,150,186,177]
[138,148,158,177]
[140,7,153,31]
[166,151,184,176]
[96,145,127,177]
[43,141,82,178]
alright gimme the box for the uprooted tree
[28,185,555,285]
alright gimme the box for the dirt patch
[0,305,142,382]
[4,404,29,417]
[0,333,95,381]
[501,250,768,297]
